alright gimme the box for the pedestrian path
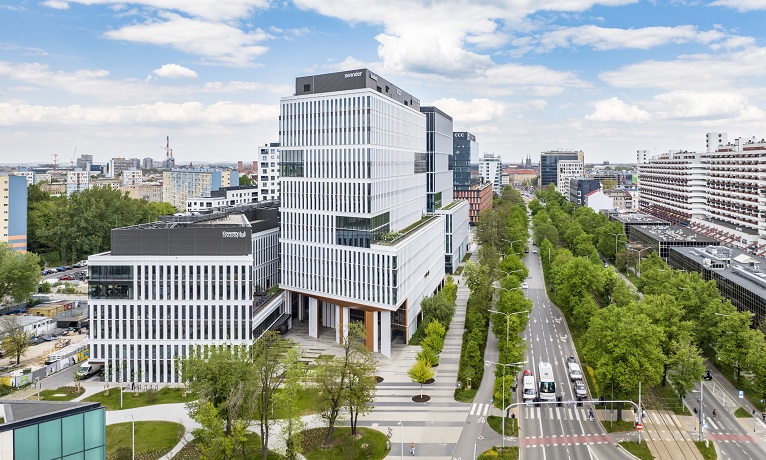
[520,405,596,422]
[469,402,492,417]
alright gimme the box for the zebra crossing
[469,402,492,417]
[520,405,594,421]
[468,402,595,422]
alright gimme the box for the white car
[522,282,529,289]
[532,249,538,254]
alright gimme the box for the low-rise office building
[669,245,766,323]
[0,401,106,460]
[608,212,671,240]
[628,225,719,259]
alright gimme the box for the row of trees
[0,243,41,306]
[27,184,175,264]
[179,327,378,460]
[532,185,766,414]
[474,187,533,404]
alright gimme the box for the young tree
[408,359,435,398]
[346,344,378,436]
[251,331,301,460]
[0,244,42,306]
[0,316,30,365]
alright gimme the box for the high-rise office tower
[452,132,479,191]
[540,150,584,187]
[279,69,445,356]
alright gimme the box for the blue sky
[2,0,766,166]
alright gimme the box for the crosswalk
[469,402,492,416]
[468,402,595,422]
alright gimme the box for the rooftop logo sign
[222,231,247,238]
[345,71,363,78]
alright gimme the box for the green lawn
[478,446,519,459]
[34,386,84,401]
[602,419,637,433]
[171,433,284,460]
[271,387,321,418]
[83,387,194,411]
[734,407,751,418]
[454,387,478,402]
[487,415,519,437]
[107,421,183,459]
[695,441,717,460]
[301,427,389,460]
[619,441,654,460]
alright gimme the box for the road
[687,367,766,459]
[519,244,633,460]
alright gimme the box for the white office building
[279,69,445,356]
[186,186,260,212]
[480,154,503,195]
[259,143,280,202]
[556,160,585,197]
[88,206,283,383]
[121,169,143,186]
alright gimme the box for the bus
[538,361,556,401]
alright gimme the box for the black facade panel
[111,226,252,256]
[294,69,421,110]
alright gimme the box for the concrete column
[308,297,318,338]
[295,292,303,322]
[335,305,341,343]
[368,311,380,353]
[380,311,391,358]
[340,307,350,344]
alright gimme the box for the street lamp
[608,232,624,261]
[627,247,651,276]
[36,377,41,401]
[496,286,523,294]
[693,380,705,443]
[398,420,403,460]
[129,414,135,460]
[501,239,523,253]
[485,360,526,447]
[494,268,523,279]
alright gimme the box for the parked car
[56,267,66,272]
[59,275,74,281]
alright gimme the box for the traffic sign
[636,423,643,431]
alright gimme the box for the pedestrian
[410,441,415,456]
[588,408,594,420]
[641,408,646,420]
[712,409,717,420]
[762,411,766,422]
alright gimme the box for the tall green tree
[274,350,307,460]
[179,344,253,436]
[714,308,761,381]
[314,322,376,445]
[0,244,41,305]
[251,331,301,460]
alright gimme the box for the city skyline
[2,0,766,164]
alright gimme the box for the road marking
[469,403,478,415]
[483,404,490,416]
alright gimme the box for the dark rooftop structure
[669,245,766,323]
[608,212,671,239]
[629,225,719,259]
[294,68,421,110]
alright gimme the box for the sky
[2,0,766,166]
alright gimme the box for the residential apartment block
[557,160,585,197]
[162,169,239,211]
[66,169,90,196]
[540,150,584,187]
[0,174,27,252]
[480,154,503,195]
[259,143,280,202]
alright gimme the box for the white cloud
[59,0,271,21]
[294,0,638,79]
[710,0,766,12]
[42,0,70,10]
[585,97,651,122]
[428,98,506,123]
[599,46,766,91]
[647,91,765,121]
[152,63,198,79]
[104,12,270,67]
[522,25,729,54]
[0,101,278,126]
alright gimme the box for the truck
[76,361,102,379]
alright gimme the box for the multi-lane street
[518,244,634,460]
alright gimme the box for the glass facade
[1,404,105,460]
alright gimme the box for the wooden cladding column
[364,310,375,352]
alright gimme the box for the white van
[522,371,537,402]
